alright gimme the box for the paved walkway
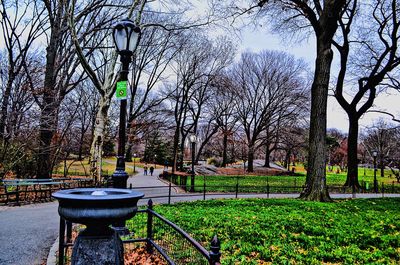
[1,167,400,264]
[0,202,59,265]
[0,167,172,265]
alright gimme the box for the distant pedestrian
[144,164,148,175]
[150,166,154,176]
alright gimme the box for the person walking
[144,164,148,175]
[149,166,154,176]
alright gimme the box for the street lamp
[133,153,137,173]
[372,150,378,193]
[111,18,140,235]
[154,154,157,168]
[111,18,141,189]
[189,134,197,192]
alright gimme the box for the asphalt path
[0,202,59,265]
[1,168,399,265]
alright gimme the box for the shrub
[208,157,223,167]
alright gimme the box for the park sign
[116,80,127,100]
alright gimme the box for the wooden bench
[1,179,69,205]
[69,178,94,188]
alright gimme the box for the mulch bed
[216,167,289,176]
[59,228,166,265]
[124,245,167,265]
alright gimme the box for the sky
[237,25,400,133]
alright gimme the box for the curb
[156,176,183,193]
[47,236,58,265]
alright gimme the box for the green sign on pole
[116,80,127,100]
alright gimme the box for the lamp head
[113,18,141,55]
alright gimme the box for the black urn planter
[53,188,144,265]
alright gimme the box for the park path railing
[0,178,94,205]
[58,199,221,265]
[126,181,398,206]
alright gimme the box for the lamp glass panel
[189,135,197,143]
[114,27,127,51]
[128,30,139,51]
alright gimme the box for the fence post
[392,181,395,193]
[146,199,153,253]
[235,182,239,199]
[382,182,385,197]
[168,182,171,205]
[203,181,206,201]
[352,185,356,199]
[267,183,270,199]
[66,221,72,244]
[58,217,66,265]
[209,235,221,265]
[129,183,132,189]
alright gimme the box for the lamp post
[189,134,196,192]
[133,153,137,173]
[372,150,378,193]
[111,18,141,235]
[111,18,141,189]
[154,154,157,168]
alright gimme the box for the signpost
[116,80,127,100]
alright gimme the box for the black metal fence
[0,178,94,205]
[58,200,221,265]
[125,181,397,206]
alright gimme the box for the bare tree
[231,50,308,172]
[362,120,399,178]
[125,13,181,161]
[0,0,45,140]
[167,33,233,172]
[208,74,238,167]
[333,0,400,189]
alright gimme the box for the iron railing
[125,182,397,206]
[58,199,221,265]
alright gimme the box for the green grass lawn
[184,165,400,193]
[52,158,144,176]
[187,173,400,193]
[127,198,400,264]
[53,157,163,176]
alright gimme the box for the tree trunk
[36,35,62,178]
[380,155,384,177]
[178,138,185,171]
[264,144,271,167]
[37,95,59,179]
[78,126,85,161]
[90,96,111,181]
[247,144,254,172]
[171,126,180,173]
[125,143,133,162]
[0,75,14,140]
[285,150,291,171]
[222,133,228,167]
[300,40,333,202]
[344,115,360,189]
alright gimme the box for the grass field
[52,157,159,176]
[127,198,400,264]
[185,165,400,193]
